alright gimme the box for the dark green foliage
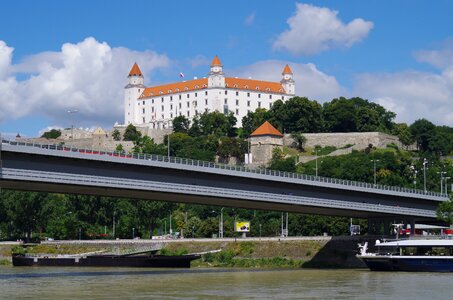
[323,97,395,133]
[123,124,142,141]
[410,119,436,151]
[41,129,61,139]
[111,129,121,141]
[241,108,270,137]
[172,115,190,133]
[188,111,237,137]
[437,195,453,225]
[269,148,296,172]
[290,132,307,151]
[133,136,166,155]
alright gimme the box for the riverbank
[0,236,374,268]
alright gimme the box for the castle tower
[124,63,145,125]
[208,55,225,88]
[280,64,295,95]
[249,121,284,165]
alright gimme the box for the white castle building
[124,56,295,128]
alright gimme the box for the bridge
[0,137,448,231]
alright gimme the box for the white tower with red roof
[124,63,145,125]
[281,64,295,96]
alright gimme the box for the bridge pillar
[410,219,416,235]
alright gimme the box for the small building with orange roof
[248,121,284,165]
[123,56,295,129]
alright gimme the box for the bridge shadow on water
[303,236,386,268]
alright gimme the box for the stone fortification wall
[113,125,171,144]
[250,135,283,165]
[283,132,414,150]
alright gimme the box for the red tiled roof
[282,64,293,75]
[211,55,222,67]
[139,77,286,99]
[250,121,283,137]
[140,78,208,98]
[225,78,285,94]
[128,63,143,77]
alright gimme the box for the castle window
[152,107,154,113]
[179,95,182,100]
[266,88,270,92]
[187,102,190,108]
[282,96,284,100]
[224,99,227,104]
[269,95,272,99]
[258,102,261,108]
[179,103,182,109]
[170,96,173,101]
[176,88,180,92]
[235,109,239,115]
[170,113,173,118]
[185,87,189,91]
[142,108,145,114]
[269,103,273,109]
[245,85,249,89]
[258,94,261,98]
[142,101,145,105]
[161,114,164,119]
[170,104,173,110]
[195,109,198,115]
[235,91,239,96]
[162,105,164,111]
[247,101,250,107]
[205,99,208,105]
[187,111,190,117]
[256,87,259,90]
[143,117,145,123]
[152,99,154,104]
[236,99,239,106]
[234,85,238,89]
[168,90,172,93]
[195,86,199,89]
[160,91,163,94]
[187,94,190,98]
[193,101,197,108]
[205,91,208,96]
[195,92,197,97]
[247,92,250,97]
[225,91,228,95]
[161,97,164,103]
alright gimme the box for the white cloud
[354,69,453,126]
[229,60,343,102]
[187,54,210,68]
[414,39,453,69]
[244,13,255,26]
[273,3,373,55]
[0,37,170,128]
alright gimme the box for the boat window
[432,247,450,256]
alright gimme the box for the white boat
[357,238,453,272]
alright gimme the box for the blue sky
[1,0,453,137]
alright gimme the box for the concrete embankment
[0,236,382,268]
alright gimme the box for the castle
[123,56,295,128]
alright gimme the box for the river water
[0,266,451,299]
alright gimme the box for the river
[0,266,450,299]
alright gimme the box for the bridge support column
[410,219,416,235]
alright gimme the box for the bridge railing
[0,137,444,198]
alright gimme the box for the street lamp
[371,159,380,186]
[423,158,428,193]
[437,171,447,194]
[445,177,451,196]
[67,109,79,141]
[315,149,319,177]
[220,207,224,238]
[132,227,135,239]
[167,134,170,161]
[410,165,418,189]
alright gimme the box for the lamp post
[371,159,380,186]
[132,227,135,239]
[437,171,447,194]
[112,211,116,239]
[445,177,451,196]
[315,149,319,177]
[167,134,170,161]
[67,109,79,141]
[410,165,418,189]
[220,207,224,238]
[423,158,428,193]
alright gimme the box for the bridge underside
[0,178,436,222]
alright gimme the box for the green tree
[115,144,124,152]
[290,132,307,151]
[172,115,190,133]
[217,137,247,163]
[41,129,62,139]
[241,108,270,137]
[269,97,323,133]
[123,124,142,141]
[437,195,453,226]
[189,111,237,137]
[392,123,414,149]
[428,129,453,156]
[133,136,166,155]
[410,119,436,151]
[269,148,296,172]
[112,129,121,141]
